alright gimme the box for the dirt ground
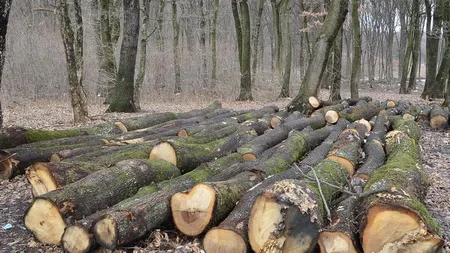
[0,88,449,253]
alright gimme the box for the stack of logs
[0,98,446,253]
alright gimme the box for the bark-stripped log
[246,121,367,253]
[359,125,443,253]
[24,159,179,245]
[149,126,258,173]
[203,119,349,253]
[430,105,449,129]
[172,125,337,236]
[339,101,383,122]
[114,101,222,132]
[237,114,326,160]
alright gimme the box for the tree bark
[108,0,139,112]
[211,0,219,87]
[350,0,361,99]
[279,0,292,98]
[0,0,12,128]
[330,28,343,101]
[287,0,348,112]
[237,0,253,101]
[199,0,207,88]
[251,0,265,88]
[172,0,181,94]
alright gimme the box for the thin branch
[33,8,56,13]
[309,166,332,222]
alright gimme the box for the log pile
[0,98,444,253]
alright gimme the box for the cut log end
[362,205,442,253]
[171,184,215,236]
[270,117,282,128]
[325,110,339,124]
[318,231,357,253]
[114,122,128,133]
[0,151,18,179]
[356,119,372,132]
[203,229,247,253]
[430,115,447,129]
[242,153,257,161]
[403,114,415,121]
[49,153,62,163]
[386,100,397,108]
[92,216,117,250]
[24,198,66,245]
[309,96,321,108]
[149,142,177,166]
[327,156,355,176]
[62,225,92,253]
[177,129,188,137]
[26,163,58,197]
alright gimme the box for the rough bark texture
[429,105,449,129]
[24,160,179,245]
[350,0,361,99]
[108,0,139,112]
[172,0,181,94]
[287,0,349,113]
[237,0,253,101]
[0,0,12,128]
[339,101,382,122]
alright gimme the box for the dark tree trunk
[237,0,253,101]
[251,0,265,88]
[330,28,343,101]
[350,0,360,99]
[0,0,13,128]
[107,0,139,112]
[172,0,181,94]
[279,0,292,98]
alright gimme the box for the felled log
[430,105,449,129]
[177,118,238,137]
[237,114,326,160]
[24,159,179,245]
[402,104,422,120]
[113,101,222,132]
[149,126,258,173]
[339,101,383,122]
[203,119,349,253]
[26,142,157,196]
[171,125,337,236]
[359,125,443,252]
[246,121,367,253]
[308,96,372,109]
[231,105,279,123]
[311,101,350,124]
[269,110,290,128]
[418,105,432,123]
[380,100,411,116]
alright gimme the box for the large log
[430,105,449,129]
[114,101,222,132]
[269,110,290,128]
[171,125,338,236]
[23,159,179,245]
[308,96,372,109]
[231,105,279,123]
[149,126,259,173]
[237,114,326,160]
[339,101,383,122]
[203,119,349,253]
[359,125,443,252]
[246,121,367,253]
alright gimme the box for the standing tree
[0,0,12,128]
[232,0,253,101]
[172,0,181,94]
[330,28,343,101]
[350,0,360,99]
[278,0,292,98]
[59,0,89,123]
[288,0,348,112]
[199,0,207,88]
[211,0,219,87]
[250,0,265,88]
[107,0,139,112]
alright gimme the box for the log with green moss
[359,126,443,252]
[237,114,326,160]
[402,104,422,120]
[231,105,278,123]
[26,142,157,196]
[177,118,239,137]
[339,101,383,122]
[172,125,339,237]
[311,101,350,124]
[113,101,222,132]
[430,105,449,129]
[246,121,367,253]
[24,159,179,246]
[203,119,349,253]
[308,96,372,110]
[149,126,258,173]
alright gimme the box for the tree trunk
[108,0,139,112]
[199,0,207,88]
[330,28,343,101]
[287,0,348,112]
[237,0,253,101]
[59,0,89,123]
[350,0,360,99]
[251,0,265,88]
[211,0,219,87]
[271,0,282,81]
[407,9,422,93]
[434,44,450,98]
[172,0,181,94]
[279,0,292,98]
[0,0,12,128]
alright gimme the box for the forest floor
[0,86,449,253]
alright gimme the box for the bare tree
[107,0,139,112]
[251,0,265,88]
[350,0,361,99]
[288,0,348,112]
[59,0,89,123]
[330,28,343,101]
[211,0,219,87]
[0,0,13,128]
[278,0,292,98]
[172,0,181,94]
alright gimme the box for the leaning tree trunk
[0,0,12,128]
[287,0,349,112]
[59,0,89,123]
[108,0,139,112]
[350,0,360,99]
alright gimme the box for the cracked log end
[171,184,215,236]
[318,231,357,253]
[149,142,177,166]
[242,153,257,161]
[92,215,117,249]
[248,195,318,253]
[325,110,339,124]
[0,150,18,179]
[309,96,321,109]
[362,205,442,253]
[24,198,66,245]
[26,163,58,197]
[62,225,92,253]
[177,129,188,137]
[203,228,247,253]
[114,122,128,133]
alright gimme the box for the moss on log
[24,159,179,245]
[339,101,383,122]
[359,128,443,253]
[232,105,278,123]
